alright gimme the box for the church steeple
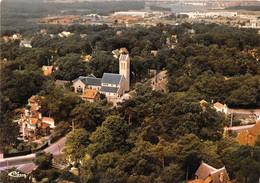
[119,54,130,92]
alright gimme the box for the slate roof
[196,162,217,180]
[101,73,122,84]
[100,86,119,93]
[73,76,101,86]
[195,162,230,183]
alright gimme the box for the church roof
[73,76,101,86]
[101,73,122,84]
[100,86,119,93]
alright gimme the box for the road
[226,124,255,133]
[0,137,66,173]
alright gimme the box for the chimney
[219,172,224,182]
[39,113,42,119]
[25,109,29,116]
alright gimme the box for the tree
[63,129,90,167]
[54,53,90,81]
[71,101,106,132]
[87,115,129,157]
[89,51,118,78]
[33,151,53,170]
[0,113,19,153]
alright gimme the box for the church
[73,54,130,99]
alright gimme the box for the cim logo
[8,171,27,178]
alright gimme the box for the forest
[0,21,260,182]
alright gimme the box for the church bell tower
[119,54,130,92]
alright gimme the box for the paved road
[226,124,255,133]
[228,109,260,115]
[0,137,66,173]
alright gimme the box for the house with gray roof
[73,53,130,100]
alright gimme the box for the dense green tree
[71,101,106,132]
[87,115,129,157]
[54,53,90,81]
[63,129,90,168]
[33,151,53,170]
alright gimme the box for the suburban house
[236,122,260,146]
[189,162,230,183]
[81,55,92,62]
[82,89,100,102]
[151,50,158,56]
[73,53,130,100]
[213,102,228,114]
[20,40,32,48]
[58,31,73,38]
[42,66,53,76]
[18,95,55,139]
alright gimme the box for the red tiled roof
[236,122,260,146]
[41,122,51,129]
[28,95,37,103]
[42,66,53,76]
[214,102,224,109]
[151,50,158,56]
[189,179,205,183]
[82,89,98,99]
[204,176,212,183]
[120,47,129,54]
[248,122,260,136]
[30,104,39,112]
[42,117,54,123]
[30,118,38,126]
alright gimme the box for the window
[121,63,125,70]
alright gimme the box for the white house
[20,40,32,48]
[213,102,228,114]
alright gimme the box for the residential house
[73,54,130,100]
[80,34,87,38]
[236,122,260,146]
[116,31,121,35]
[81,55,92,62]
[58,31,73,38]
[20,40,32,48]
[213,102,228,114]
[189,162,230,183]
[40,29,47,35]
[42,66,53,76]
[18,96,55,139]
[151,50,158,56]
[10,33,22,40]
[3,36,9,42]
[82,89,100,102]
